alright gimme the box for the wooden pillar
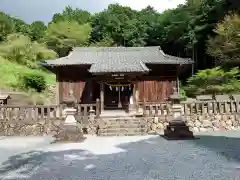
[134,83,139,109]
[176,65,180,94]
[89,80,93,103]
[56,71,60,105]
[100,82,104,112]
[177,76,180,94]
[129,83,136,113]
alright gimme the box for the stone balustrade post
[89,106,96,122]
[64,106,77,125]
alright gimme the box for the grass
[0,57,56,89]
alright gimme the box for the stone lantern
[170,88,182,118]
[62,90,77,125]
[170,88,181,105]
[54,90,86,143]
[163,88,194,140]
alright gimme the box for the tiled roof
[42,46,193,73]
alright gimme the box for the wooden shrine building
[42,46,193,113]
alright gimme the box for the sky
[0,0,186,24]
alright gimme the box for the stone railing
[139,100,240,133]
[0,102,100,136]
[182,100,240,132]
[181,100,240,115]
[0,105,66,121]
[138,102,172,116]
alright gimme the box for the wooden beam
[100,82,104,112]
[134,83,139,109]
[56,72,60,105]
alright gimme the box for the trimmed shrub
[20,73,46,92]
[185,67,240,96]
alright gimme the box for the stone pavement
[0,132,240,180]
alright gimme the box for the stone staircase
[97,115,148,136]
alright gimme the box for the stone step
[97,116,147,136]
[106,121,145,125]
[100,115,136,118]
[98,128,147,134]
[105,124,147,129]
[105,118,145,122]
[98,132,148,136]
[100,118,140,122]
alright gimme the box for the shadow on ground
[1,134,240,180]
[190,134,240,163]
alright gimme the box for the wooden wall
[57,66,94,103]
[137,77,176,102]
[56,65,178,104]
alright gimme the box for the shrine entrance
[103,81,133,111]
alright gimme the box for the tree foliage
[91,4,148,47]
[0,0,239,94]
[0,12,15,41]
[185,67,240,96]
[207,13,240,64]
[51,6,91,25]
[20,72,47,92]
[0,33,57,68]
[29,21,46,41]
[44,21,92,56]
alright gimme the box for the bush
[185,67,240,96]
[20,73,47,92]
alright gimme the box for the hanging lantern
[116,87,118,91]
[109,86,112,91]
[121,86,124,91]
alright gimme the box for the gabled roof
[42,46,193,73]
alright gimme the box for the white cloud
[115,0,186,12]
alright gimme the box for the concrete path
[0,132,240,180]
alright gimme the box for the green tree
[91,4,147,47]
[185,67,240,96]
[0,33,57,68]
[51,6,91,25]
[44,21,92,56]
[29,21,46,41]
[0,12,15,41]
[90,36,116,47]
[207,13,240,64]
[138,6,164,46]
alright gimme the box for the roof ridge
[159,49,192,62]
[139,61,150,72]
[72,46,161,52]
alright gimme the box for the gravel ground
[1,132,240,180]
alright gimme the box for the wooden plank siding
[56,65,178,104]
[137,77,176,102]
[57,66,93,103]
[59,81,86,103]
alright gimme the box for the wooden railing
[76,100,100,123]
[181,100,240,115]
[138,102,172,116]
[0,105,66,121]
[0,101,101,121]
[138,100,240,117]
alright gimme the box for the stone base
[54,124,86,143]
[163,117,195,140]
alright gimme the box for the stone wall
[0,118,98,136]
[143,99,240,134]
[146,114,240,133]
[185,114,240,132]
[0,119,64,136]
